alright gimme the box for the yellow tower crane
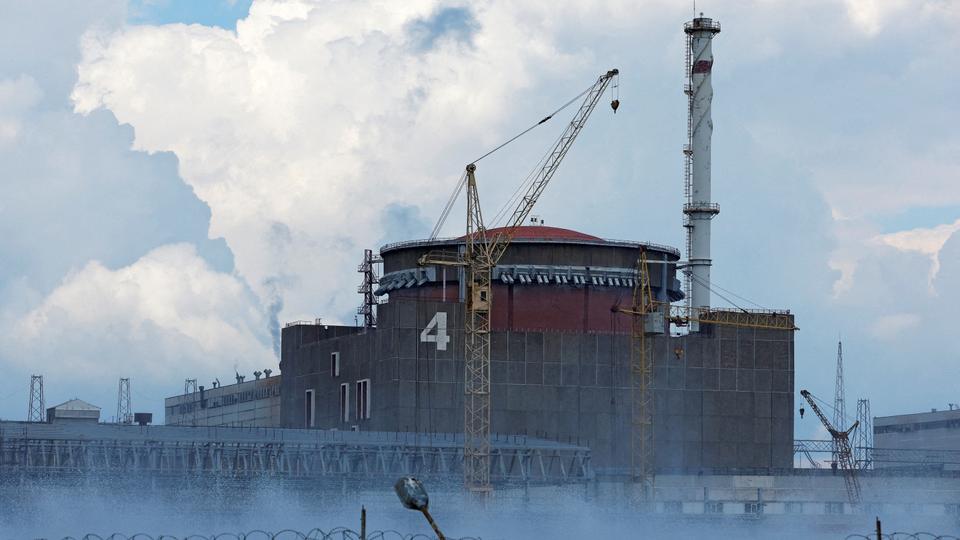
[421,68,620,496]
[619,259,798,500]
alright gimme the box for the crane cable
[805,390,859,431]
[471,84,594,165]
[489,130,560,228]
[686,271,769,312]
[687,272,749,313]
[429,170,468,239]
[428,80,600,238]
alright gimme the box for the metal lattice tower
[117,378,132,424]
[184,378,198,426]
[357,248,381,328]
[630,250,656,499]
[27,375,45,422]
[462,163,493,496]
[855,398,873,470]
[833,340,846,464]
[682,14,721,329]
[419,69,619,497]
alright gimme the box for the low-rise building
[164,375,281,427]
[874,408,960,469]
[46,399,100,423]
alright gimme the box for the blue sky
[128,0,253,29]
[0,1,957,438]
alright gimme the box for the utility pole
[27,375,45,422]
[855,398,873,470]
[833,340,846,465]
[117,378,132,424]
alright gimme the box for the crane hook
[799,406,805,418]
[611,99,620,113]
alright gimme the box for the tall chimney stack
[683,14,721,330]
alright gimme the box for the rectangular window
[304,389,315,428]
[356,379,371,420]
[825,502,844,515]
[331,351,340,377]
[745,502,763,515]
[340,383,350,422]
[785,502,803,514]
[662,501,682,514]
[705,501,723,514]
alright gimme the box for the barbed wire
[57,530,480,540]
[845,533,960,540]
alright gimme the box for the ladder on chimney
[682,31,694,310]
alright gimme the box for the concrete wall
[165,376,281,427]
[280,298,795,471]
[874,409,960,468]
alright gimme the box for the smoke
[2,475,958,540]
[264,276,285,358]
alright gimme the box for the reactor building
[279,15,796,473]
[281,224,796,471]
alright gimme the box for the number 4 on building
[420,312,450,351]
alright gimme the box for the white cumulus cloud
[71,0,600,326]
[5,244,274,383]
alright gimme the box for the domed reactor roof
[376,226,682,334]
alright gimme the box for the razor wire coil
[60,531,479,540]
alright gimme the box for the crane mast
[800,389,862,505]
[426,69,619,496]
[617,262,797,500]
[630,250,656,496]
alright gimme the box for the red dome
[461,225,602,242]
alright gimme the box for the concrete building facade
[280,227,796,472]
[874,408,960,469]
[164,375,281,427]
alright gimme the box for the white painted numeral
[420,312,450,351]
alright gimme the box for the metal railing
[682,202,721,214]
[381,236,680,258]
[684,18,721,33]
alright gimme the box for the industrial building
[10,15,960,527]
[872,408,960,470]
[280,228,795,471]
[164,373,281,427]
[278,15,799,474]
[46,399,100,424]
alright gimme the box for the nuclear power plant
[279,14,796,477]
[7,15,960,525]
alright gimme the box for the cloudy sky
[0,0,957,436]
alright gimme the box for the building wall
[280,298,795,471]
[874,409,960,467]
[164,376,282,427]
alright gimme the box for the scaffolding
[357,249,382,328]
